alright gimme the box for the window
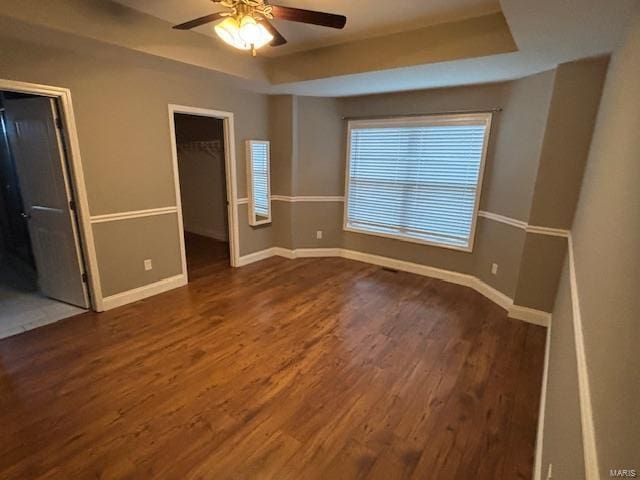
[246,140,271,226]
[344,113,492,251]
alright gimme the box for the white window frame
[342,113,492,252]
[246,139,272,226]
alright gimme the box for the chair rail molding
[236,201,570,239]
[478,210,570,237]
[90,206,178,223]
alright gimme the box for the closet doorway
[169,106,239,281]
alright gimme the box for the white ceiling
[113,0,501,56]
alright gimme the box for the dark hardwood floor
[0,235,546,479]
[184,231,230,281]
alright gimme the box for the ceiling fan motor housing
[216,0,274,20]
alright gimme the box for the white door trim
[167,104,240,270]
[0,78,102,310]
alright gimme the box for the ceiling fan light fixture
[239,15,273,49]
[214,17,250,50]
[175,1,347,55]
[214,15,273,54]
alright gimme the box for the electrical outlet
[144,259,153,271]
[316,230,323,240]
[546,463,553,479]
[491,263,499,275]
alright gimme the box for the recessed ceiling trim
[267,12,517,84]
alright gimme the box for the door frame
[167,104,240,271]
[0,78,101,310]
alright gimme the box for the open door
[4,96,90,308]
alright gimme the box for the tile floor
[0,260,87,339]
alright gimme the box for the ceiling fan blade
[260,20,288,46]
[270,5,347,29]
[173,13,224,30]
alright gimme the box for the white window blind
[344,113,492,251]
[250,142,270,217]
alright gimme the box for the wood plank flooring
[0,236,546,479]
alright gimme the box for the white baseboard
[533,322,553,480]
[101,274,187,311]
[568,235,599,479]
[341,248,476,287]
[184,225,228,242]
[237,248,279,266]
[238,246,551,327]
[289,247,344,258]
[272,247,296,259]
[474,277,514,311]
[268,247,344,260]
[508,304,552,327]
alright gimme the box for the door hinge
[55,117,64,130]
[69,200,76,211]
[81,272,88,283]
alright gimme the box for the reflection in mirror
[246,140,271,226]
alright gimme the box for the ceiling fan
[173,0,347,56]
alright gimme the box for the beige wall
[268,96,297,197]
[270,201,294,250]
[542,8,640,476]
[510,57,609,311]
[529,57,610,229]
[483,73,556,221]
[179,146,228,240]
[513,233,567,311]
[0,0,266,83]
[237,204,275,254]
[296,97,344,197]
[471,219,526,298]
[93,214,183,297]
[0,23,273,297]
[291,202,344,249]
[540,258,586,480]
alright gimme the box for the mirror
[246,140,271,226]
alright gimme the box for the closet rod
[342,107,502,121]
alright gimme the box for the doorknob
[21,212,31,220]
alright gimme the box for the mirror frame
[246,140,272,226]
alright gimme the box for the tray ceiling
[113,0,501,55]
